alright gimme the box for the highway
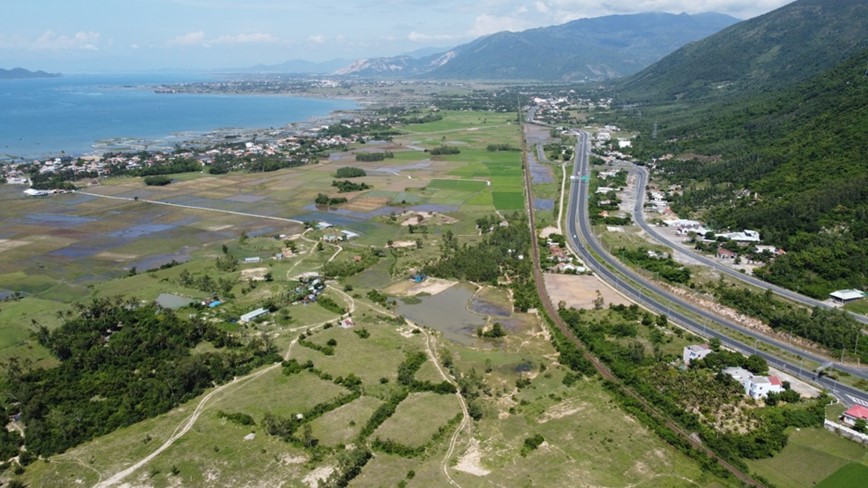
[629,167,868,326]
[564,131,868,408]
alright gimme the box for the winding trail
[77,190,304,226]
[420,327,469,488]
[94,316,333,487]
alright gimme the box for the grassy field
[373,392,461,447]
[747,428,868,488]
[815,463,868,488]
[844,299,868,315]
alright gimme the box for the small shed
[830,289,866,304]
[240,307,269,323]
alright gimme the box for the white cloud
[469,14,530,37]
[213,33,278,44]
[23,31,103,51]
[534,0,791,21]
[169,31,279,47]
[308,34,327,44]
[407,31,456,43]
[169,31,206,46]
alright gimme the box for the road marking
[849,395,868,407]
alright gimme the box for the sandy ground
[303,466,335,488]
[538,399,588,424]
[240,267,269,281]
[388,240,418,249]
[384,277,457,296]
[538,226,560,238]
[400,211,458,226]
[454,439,491,477]
[543,273,631,309]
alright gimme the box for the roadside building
[841,405,868,427]
[717,247,737,260]
[683,344,712,365]
[830,289,866,304]
[723,367,784,400]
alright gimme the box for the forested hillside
[617,0,868,102]
[1,298,279,457]
[622,49,868,297]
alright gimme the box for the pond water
[395,283,486,345]
[155,293,195,310]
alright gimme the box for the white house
[842,405,868,427]
[723,367,784,400]
[748,376,784,400]
[683,344,712,365]
[717,230,761,243]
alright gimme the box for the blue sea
[0,73,356,159]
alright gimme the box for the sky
[0,0,795,72]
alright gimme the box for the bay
[0,73,356,159]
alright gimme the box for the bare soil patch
[399,211,458,226]
[538,399,589,424]
[384,277,457,297]
[543,273,630,310]
[240,267,270,281]
[538,226,560,238]
[455,439,491,476]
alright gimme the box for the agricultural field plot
[816,463,868,488]
[292,318,424,386]
[309,396,384,447]
[747,428,868,488]
[208,369,350,419]
[373,392,461,447]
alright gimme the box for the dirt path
[94,318,330,487]
[78,190,304,225]
[354,297,469,488]
[418,326,469,488]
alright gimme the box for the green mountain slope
[617,0,868,101]
[339,12,737,81]
[625,49,868,297]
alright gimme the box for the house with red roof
[842,405,868,427]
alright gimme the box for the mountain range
[617,0,868,296]
[289,12,738,81]
[0,68,61,80]
[617,0,868,101]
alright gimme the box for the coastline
[0,78,364,162]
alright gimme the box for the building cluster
[0,121,367,193]
[545,239,586,274]
[683,344,785,401]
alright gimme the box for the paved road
[629,167,868,326]
[565,131,868,408]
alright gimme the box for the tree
[710,337,722,351]
[853,418,867,434]
[593,290,604,310]
[745,354,768,375]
